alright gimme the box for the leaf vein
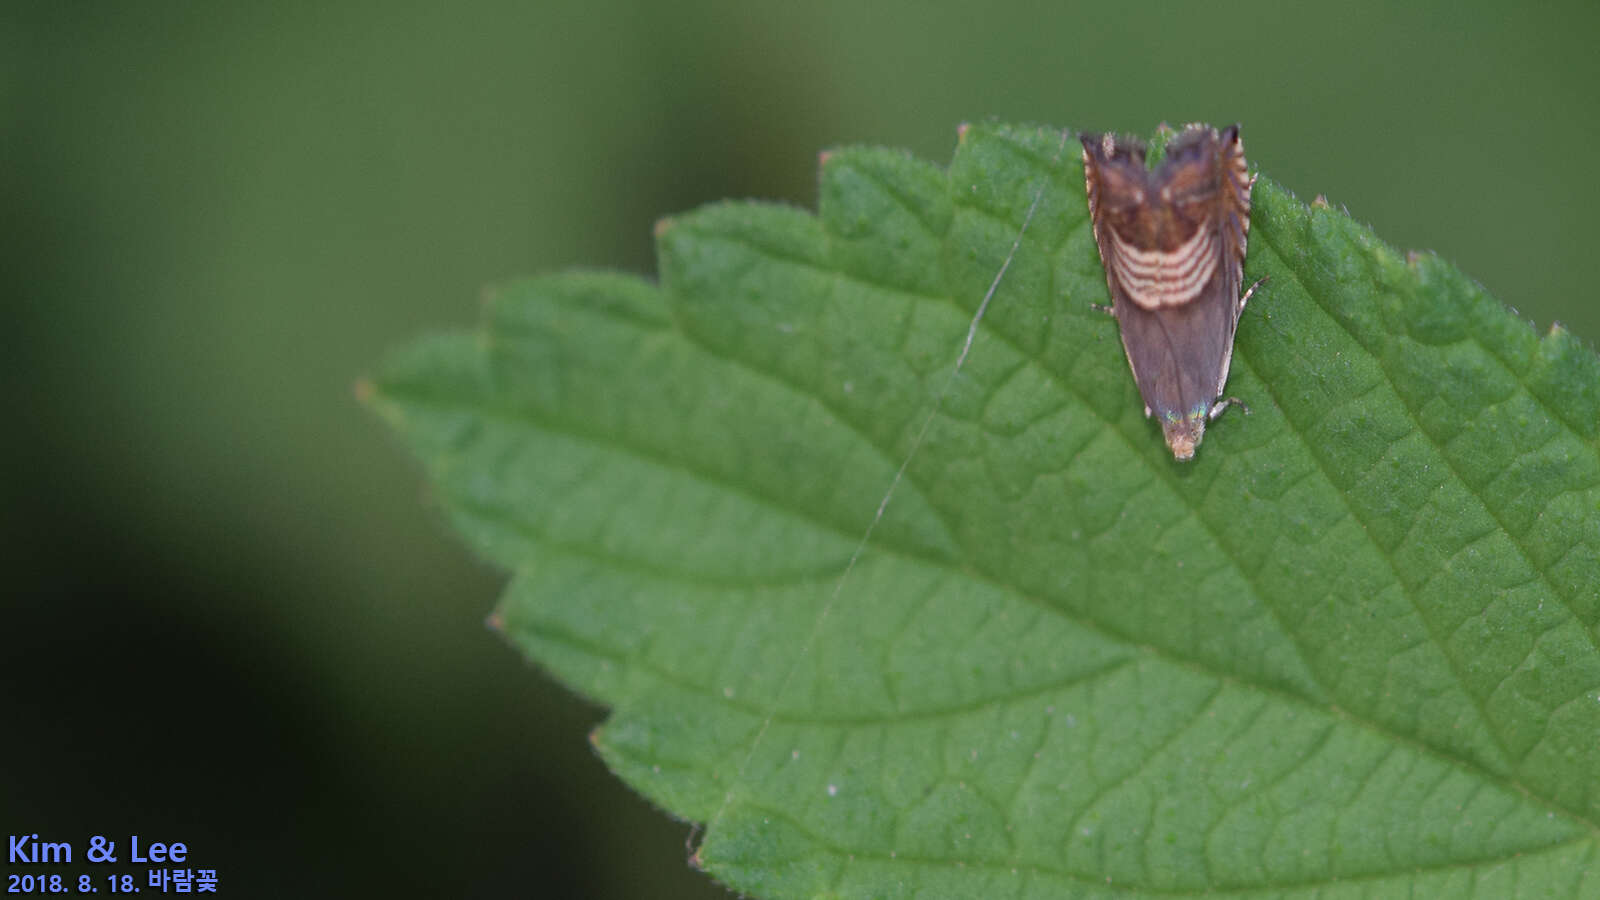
[1258,223,1600,660]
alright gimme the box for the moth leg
[1239,275,1269,312]
[1208,396,1251,420]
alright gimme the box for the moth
[1080,123,1258,461]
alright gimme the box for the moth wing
[1084,125,1252,459]
[1111,278,1242,458]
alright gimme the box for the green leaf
[367,122,1600,898]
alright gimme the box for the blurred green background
[5,1,1597,896]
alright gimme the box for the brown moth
[1080,123,1258,460]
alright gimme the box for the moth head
[1080,132,1155,237]
[1159,126,1227,209]
[1080,131,1145,167]
[1165,124,1250,217]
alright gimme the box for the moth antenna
[1239,275,1269,312]
[1208,396,1250,420]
